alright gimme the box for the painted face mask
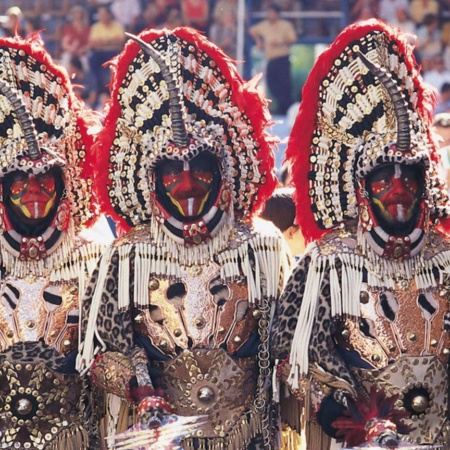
[156,153,220,221]
[366,164,424,235]
[8,170,57,222]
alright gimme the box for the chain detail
[254,296,272,449]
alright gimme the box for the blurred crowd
[2,0,450,178]
[0,0,307,111]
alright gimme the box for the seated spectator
[110,0,141,32]
[1,6,25,37]
[213,0,238,22]
[136,0,169,31]
[88,5,125,106]
[68,56,97,109]
[181,0,209,32]
[410,0,439,26]
[378,0,408,24]
[433,112,450,187]
[415,13,442,71]
[259,187,305,258]
[390,6,416,34]
[350,0,379,22]
[209,10,237,59]
[161,5,183,30]
[424,55,450,93]
[437,82,450,114]
[60,5,91,72]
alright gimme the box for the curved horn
[358,51,410,152]
[0,78,40,160]
[125,32,189,148]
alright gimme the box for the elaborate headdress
[0,35,99,276]
[287,19,450,246]
[95,27,276,246]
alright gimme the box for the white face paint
[394,165,406,222]
[187,198,194,216]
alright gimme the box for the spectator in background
[389,6,416,34]
[433,112,450,187]
[181,0,209,32]
[88,5,125,108]
[213,0,238,22]
[437,82,450,114]
[378,0,408,24]
[137,0,171,30]
[209,10,237,59]
[415,13,442,71]
[161,5,183,30]
[60,5,91,72]
[260,187,305,258]
[410,0,439,26]
[110,0,141,32]
[68,55,97,108]
[1,6,25,37]
[249,3,297,115]
[349,0,379,22]
[423,54,450,92]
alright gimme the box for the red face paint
[9,171,57,220]
[367,164,422,226]
[160,154,215,218]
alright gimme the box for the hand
[365,418,402,448]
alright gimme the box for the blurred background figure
[260,187,305,258]
[110,0,141,33]
[88,4,125,109]
[161,5,183,30]
[0,6,25,37]
[249,3,297,115]
[424,54,450,92]
[410,0,439,27]
[181,0,209,32]
[209,10,238,59]
[415,13,442,71]
[68,55,97,108]
[60,5,91,72]
[437,82,450,114]
[389,6,416,33]
[433,112,450,187]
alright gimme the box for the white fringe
[287,241,450,391]
[76,246,115,374]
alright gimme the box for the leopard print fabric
[271,255,355,392]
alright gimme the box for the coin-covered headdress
[0,36,99,276]
[287,19,450,251]
[94,27,277,250]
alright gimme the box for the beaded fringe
[47,425,90,450]
[305,422,331,450]
[182,411,262,450]
[0,227,73,279]
[115,232,283,310]
[288,243,450,389]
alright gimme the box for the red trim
[95,27,277,234]
[286,19,437,243]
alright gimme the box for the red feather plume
[285,19,438,243]
[95,27,277,235]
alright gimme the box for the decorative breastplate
[0,276,79,357]
[334,280,450,368]
[0,360,88,449]
[334,280,450,445]
[154,348,260,447]
[132,260,258,357]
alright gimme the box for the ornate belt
[154,348,259,441]
[0,360,89,448]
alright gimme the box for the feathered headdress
[286,19,450,244]
[94,27,277,235]
[0,35,99,231]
